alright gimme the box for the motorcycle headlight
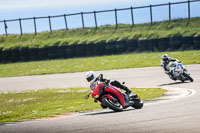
[94,95,99,99]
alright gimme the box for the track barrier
[0,35,199,63]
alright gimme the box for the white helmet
[86,71,97,84]
[162,54,169,61]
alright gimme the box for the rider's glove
[105,79,110,84]
[84,94,89,100]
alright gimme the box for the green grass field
[0,17,200,50]
[0,88,165,123]
[0,50,199,77]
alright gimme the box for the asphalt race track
[0,64,200,133]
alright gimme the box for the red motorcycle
[85,81,143,112]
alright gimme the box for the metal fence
[0,0,200,36]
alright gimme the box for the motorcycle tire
[181,79,185,83]
[100,103,108,109]
[101,96,123,112]
[182,73,194,82]
[132,96,144,109]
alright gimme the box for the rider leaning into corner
[85,71,132,108]
[160,54,181,80]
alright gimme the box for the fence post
[19,18,23,35]
[94,11,98,29]
[169,2,171,21]
[150,5,153,24]
[115,8,118,28]
[188,0,191,20]
[33,17,37,35]
[81,12,85,29]
[4,20,8,37]
[64,14,68,30]
[130,6,134,26]
[48,16,52,33]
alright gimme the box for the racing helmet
[162,54,169,61]
[86,71,97,84]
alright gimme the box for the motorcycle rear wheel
[101,96,123,112]
[132,95,144,109]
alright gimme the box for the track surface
[0,64,200,133]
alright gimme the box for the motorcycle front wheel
[101,96,123,112]
[182,72,194,82]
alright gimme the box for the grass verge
[0,50,199,77]
[0,88,166,123]
[0,17,200,49]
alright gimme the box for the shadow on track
[0,123,5,126]
[158,81,190,86]
[83,108,135,116]
[0,121,23,126]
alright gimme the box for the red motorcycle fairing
[92,82,126,107]
[101,94,113,100]
[92,83,104,98]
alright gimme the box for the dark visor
[163,58,168,61]
[86,75,94,82]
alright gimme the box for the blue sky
[0,0,200,34]
[0,0,163,19]
[1,0,190,20]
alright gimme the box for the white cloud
[0,0,140,9]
